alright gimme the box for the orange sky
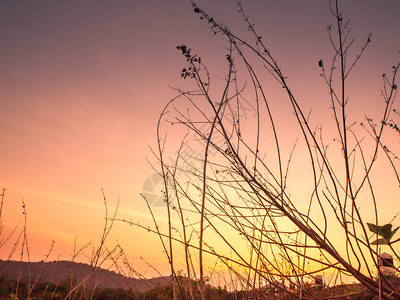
[1,0,400,277]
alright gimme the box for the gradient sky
[1,0,400,275]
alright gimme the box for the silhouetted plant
[150,0,400,299]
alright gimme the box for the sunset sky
[1,0,400,276]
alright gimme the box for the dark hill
[0,259,169,292]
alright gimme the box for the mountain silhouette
[0,259,170,292]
